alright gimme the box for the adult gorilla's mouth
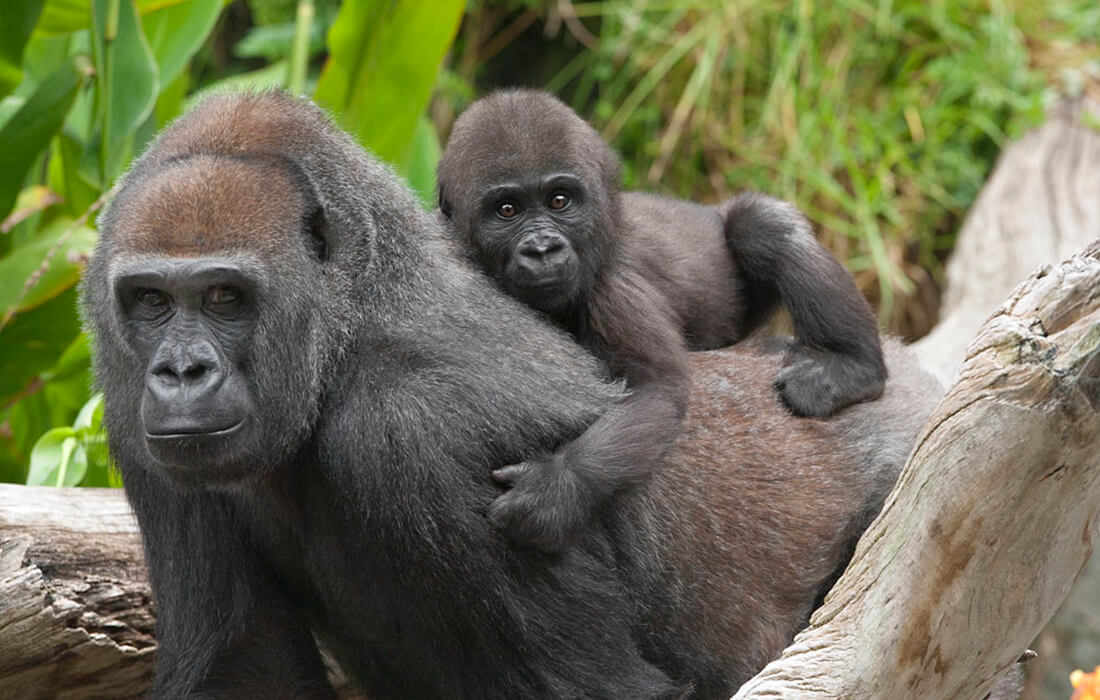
[145,421,244,440]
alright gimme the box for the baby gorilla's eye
[497,202,518,218]
[207,286,241,306]
[547,192,571,211]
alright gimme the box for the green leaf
[401,114,441,208]
[38,0,193,36]
[0,215,97,317]
[37,0,91,35]
[0,0,47,100]
[0,55,88,222]
[27,425,87,486]
[142,0,221,87]
[0,288,82,403]
[314,0,463,168]
[154,63,188,127]
[48,130,102,216]
[91,0,159,182]
[73,392,104,432]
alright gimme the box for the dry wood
[733,240,1100,700]
[913,97,1100,386]
[0,486,153,700]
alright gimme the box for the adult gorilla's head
[437,89,622,315]
[81,92,402,486]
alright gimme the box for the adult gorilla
[82,91,939,699]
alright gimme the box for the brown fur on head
[109,156,309,259]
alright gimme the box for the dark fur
[437,89,888,551]
[81,91,939,699]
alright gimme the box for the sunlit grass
[545,0,1097,336]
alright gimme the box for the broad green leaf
[401,114,441,207]
[0,95,26,131]
[91,0,159,182]
[43,332,91,383]
[20,31,77,88]
[0,55,89,222]
[314,0,463,167]
[154,64,188,127]
[38,0,193,35]
[142,0,221,87]
[4,392,52,479]
[0,215,97,317]
[0,288,83,403]
[38,0,91,35]
[0,0,47,100]
[28,426,87,486]
[74,392,104,432]
[27,426,71,485]
[49,130,102,216]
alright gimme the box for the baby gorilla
[438,89,887,551]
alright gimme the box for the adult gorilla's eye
[137,288,169,309]
[547,192,571,211]
[207,285,241,306]
[497,202,518,219]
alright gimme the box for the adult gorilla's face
[88,156,327,486]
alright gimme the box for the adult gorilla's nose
[146,340,226,402]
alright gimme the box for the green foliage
[0,1,46,99]
[0,0,460,486]
[315,0,464,201]
[535,0,1077,333]
[27,393,115,487]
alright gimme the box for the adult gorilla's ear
[305,203,329,262]
[438,185,453,219]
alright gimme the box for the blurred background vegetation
[0,0,1097,486]
[0,1,1097,696]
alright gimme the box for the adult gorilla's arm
[722,192,887,417]
[489,268,691,551]
[123,467,335,699]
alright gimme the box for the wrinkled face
[113,256,259,478]
[464,172,588,314]
[92,156,326,486]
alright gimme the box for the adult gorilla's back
[82,91,939,699]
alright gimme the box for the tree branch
[734,240,1100,700]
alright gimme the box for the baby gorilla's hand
[776,345,886,418]
[488,454,592,552]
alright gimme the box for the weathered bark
[913,97,1100,386]
[733,240,1100,699]
[911,95,1100,700]
[0,486,154,700]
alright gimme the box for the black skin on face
[115,259,259,482]
[437,88,888,552]
[82,91,936,699]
